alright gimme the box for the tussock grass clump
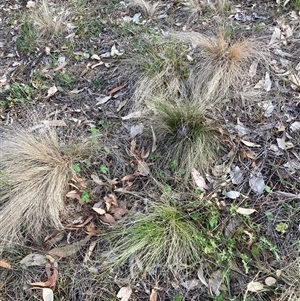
[129,0,159,18]
[171,30,268,103]
[132,39,191,106]
[29,0,68,39]
[103,200,207,277]
[183,0,228,15]
[0,127,78,247]
[151,97,221,177]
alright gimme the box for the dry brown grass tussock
[30,0,68,38]
[0,127,77,248]
[129,0,159,18]
[183,0,226,13]
[171,30,269,104]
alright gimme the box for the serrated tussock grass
[29,0,68,39]
[150,96,221,177]
[0,127,79,248]
[129,0,159,18]
[183,0,227,15]
[103,200,207,278]
[131,39,191,107]
[171,29,269,104]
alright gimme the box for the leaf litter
[1,0,300,300]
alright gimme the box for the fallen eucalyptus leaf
[20,253,47,267]
[197,266,208,287]
[236,207,257,215]
[46,85,57,98]
[47,236,91,258]
[42,288,53,301]
[117,286,132,301]
[265,277,277,286]
[247,281,264,292]
[241,140,261,147]
[192,169,209,191]
[230,166,244,185]
[180,279,200,290]
[223,191,240,199]
[122,111,141,120]
[290,121,300,132]
[96,95,111,105]
[249,173,265,194]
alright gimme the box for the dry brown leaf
[111,207,127,219]
[30,262,58,287]
[0,259,11,269]
[130,139,136,156]
[71,216,93,228]
[104,213,116,224]
[107,83,127,95]
[52,61,67,72]
[121,174,135,182]
[192,169,209,191]
[138,161,150,176]
[66,190,82,202]
[117,286,132,301]
[47,236,91,258]
[92,207,106,215]
[83,241,97,263]
[108,194,119,206]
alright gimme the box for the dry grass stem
[0,127,76,247]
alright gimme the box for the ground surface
[0,0,300,301]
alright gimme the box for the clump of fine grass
[150,96,221,177]
[129,0,159,18]
[171,29,269,104]
[183,0,228,16]
[102,200,208,278]
[131,38,191,106]
[0,127,79,247]
[29,0,68,39]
